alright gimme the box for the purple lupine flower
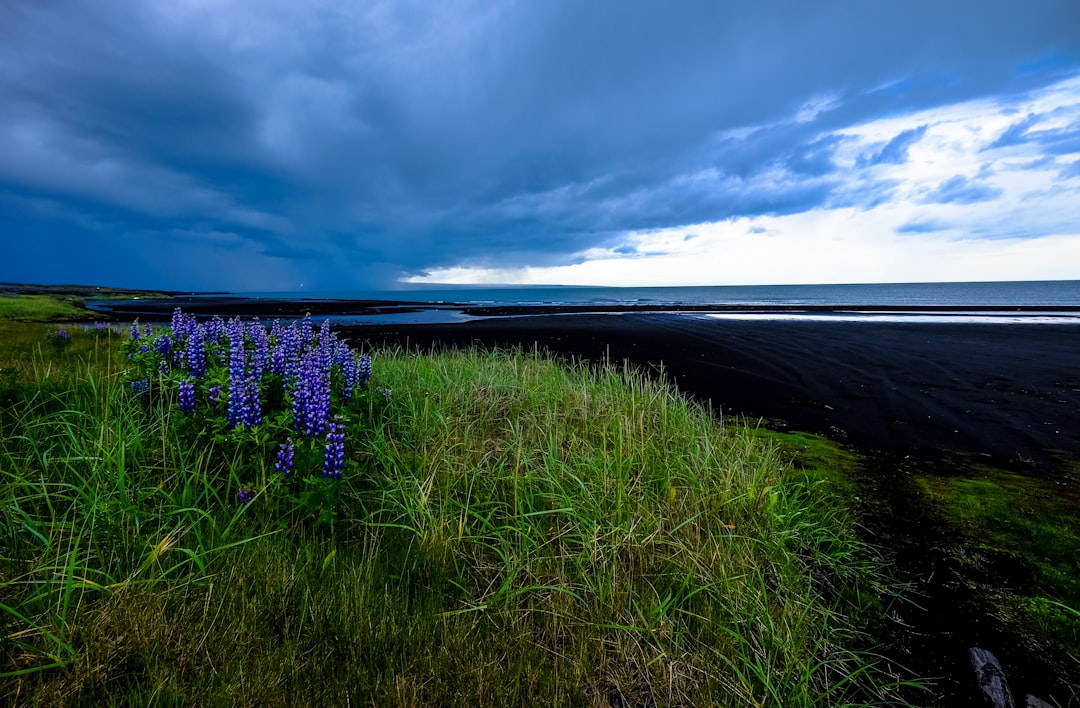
[317,319,337,366]
[178,378,196,415]
[171,311,200,373]
[318,336,334,373]
[330,340,348,367]
[186,321,206,378]
[270,336,287,378]
[291,363,312,434]
[228,379,250,429]
[227,318,248,429]
[307,349,331,435]
[154,335,172,360]
[281,326,301,387]
[171,308,187,340]
[274,440,295,476]
[319,318,332,347]
[48,328,72,345]
[237,487,256,505]
[205,317,227,343]
[130,320,140,341]
[171,312,191,366]
[250,321,269,378]
[143,324,153,339]
[131,379,150,398]
[359,354,372,385]
[208,385,222,411]
[202,319,227,367]
[300,313,313,344]
[246,374,262,427]
[323,419,346,479]
[226,317,244,355]
[339,350,359,403]
[158,359,169,375]
[270,340,286,378]
[292,348,330,437]
[376,387,392,401]
[272,322,301,384]
[139,344,150,354]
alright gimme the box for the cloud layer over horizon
[3,1,1080,290]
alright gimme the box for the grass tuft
[1,324,921,705]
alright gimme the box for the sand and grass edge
[0,317,924,706]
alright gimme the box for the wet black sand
[342,313,1080,468]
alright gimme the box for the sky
[2,1,1080,292]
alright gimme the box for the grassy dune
[0,319,920,706]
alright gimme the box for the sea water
[221,281,1080,325]
[235,280,1079,307]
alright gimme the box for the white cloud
[408,73,1080,286]
[794,93,841,123]
[410,210,1080,286]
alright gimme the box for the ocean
[225,280,1080,325]
[238,280,1080,308]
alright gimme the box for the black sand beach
[342,313,1080,469]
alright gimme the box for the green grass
[0,323,921,705]
[915,466,1080,662]
[0,295,98,322]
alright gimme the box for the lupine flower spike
[275,440,295,476]
[323,419,346,479]
[178,379,196,414]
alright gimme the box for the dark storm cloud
[1,0,1079,289]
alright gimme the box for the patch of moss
[1000,596,1080,656]
[738,426,861,489]
[914,464,1080,657]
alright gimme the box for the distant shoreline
[83,293,1080,321]
[0,282,188,299]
